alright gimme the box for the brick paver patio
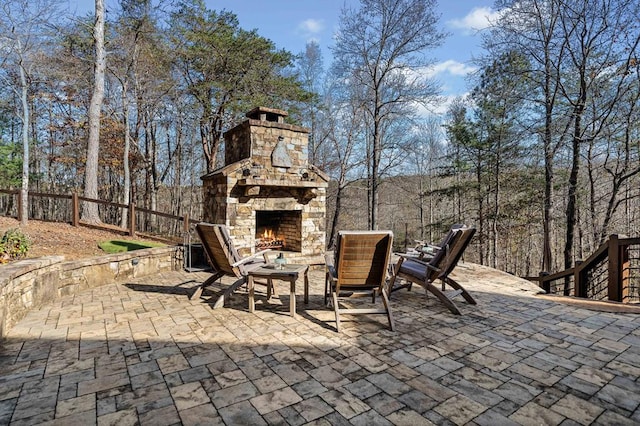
[1,262,640,425]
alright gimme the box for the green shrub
[1,228,30,262]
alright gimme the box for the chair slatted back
[437,224,465,250]
[196,223,242,278]
[335,231,393,292]
[428,227,476,281]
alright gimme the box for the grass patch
[98,239,165,254]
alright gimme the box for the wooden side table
[247,264,309,317]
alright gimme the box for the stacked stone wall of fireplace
[202,107,328,264]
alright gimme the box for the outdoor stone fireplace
[201,107,328,264]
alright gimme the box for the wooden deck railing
[531,235,640,303]
[0,189,200,242]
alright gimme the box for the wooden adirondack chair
[192,223,271,308]
[325,230,395,332]
[389,226,477,315]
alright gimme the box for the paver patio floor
[1,262,640,425]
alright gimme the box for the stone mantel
[236,178,328,188]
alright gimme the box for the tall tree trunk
[418,176,425,240]
[328,184,345,250]
[587,141,597,245]
[476,162,485,265]
[492,137,501,269]
[371,114,381,230]
[539,0,562,275]
[563,98,585,293]
[83,0,106,224]
[428,173,433,242]
[28,96,39,192]
[542,70,554,274]
[366,128,373,230]
[150,123,158,226]
[120,82,131,229]
[19,61,29,226]
[173,129,183,218]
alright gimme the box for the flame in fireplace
[257,228,285,249]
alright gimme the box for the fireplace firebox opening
[255,210,302,252]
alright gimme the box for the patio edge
[0,245,182,339]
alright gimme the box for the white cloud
[297,18,324,35]
[423,60,477,79]
[448,7,502,33]
[412,93,467,118]
[425,95,457,116]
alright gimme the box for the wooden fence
[530,235,640,303]
[0,189,199,242]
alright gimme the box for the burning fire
[257,228,285,249]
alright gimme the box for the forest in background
[1,0,639,277]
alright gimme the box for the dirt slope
[0,216,164,261]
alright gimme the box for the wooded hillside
[1,0,639,277]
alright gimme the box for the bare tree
[332,0,445,230]
[0,0,61,225]
[484,0,640,277]
[397,118,444,242]
[557,0,640,272]
[110,0,168,227]
[488,0,567,273]
[82,0,106,223]
[321,90,368,249]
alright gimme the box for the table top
[248,263,308,277]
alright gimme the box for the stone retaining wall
[0,246,181,339]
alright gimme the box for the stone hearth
[201,107,328,264]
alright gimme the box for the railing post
[574,260,586,298]
[72,193,80,227]
[16,191,22,222]
[128,202,136,236]
[621,242,630,303]
[539,271,550,294]
[608,234,621,302]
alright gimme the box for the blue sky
[205,0,498,108]
[71,0,500,112]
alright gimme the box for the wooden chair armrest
[401,256,431,267]
[395,255,439,273]
[416,244,440,255]
[231,249,271,267]
[395,252,420,260]
[425,263,440,273]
